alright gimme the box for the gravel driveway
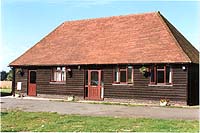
[1,97,199,120]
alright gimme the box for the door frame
[85,70,103,100]
[28,70,37,96]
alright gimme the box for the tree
[7,70,13,81]
[0,71,7,81]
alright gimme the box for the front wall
[14,64,188,102]
[103,65,187,101]
[36,68,84,96]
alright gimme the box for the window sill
[49,81,66,85]
[148,84,173,87]
[112,83,133,86]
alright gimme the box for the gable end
[158,13,199,64]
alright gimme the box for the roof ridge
[9,22,65,66]
[156,12,191,63]
[63,11,158,24]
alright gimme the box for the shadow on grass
[0,92,12,97]
[0,112,8,116]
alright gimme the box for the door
[28,70,37,96]
[88,70,101,100]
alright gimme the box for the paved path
[0,97,199,120]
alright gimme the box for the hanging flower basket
[160,99,170,106]
[16,68,24,76]
[139,66,148,74]
[67,95,75,101]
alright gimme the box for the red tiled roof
[10,12,199,66]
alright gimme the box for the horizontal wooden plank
[15,66,188,103]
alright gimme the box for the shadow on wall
[188,63,199,106]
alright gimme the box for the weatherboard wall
[103,65,187,102]
[187,63,199,105]
[15,69,28,94]
[36,68,84,96]
[14,65,188,104]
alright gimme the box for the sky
[1,0,199,71]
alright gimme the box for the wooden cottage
[9,12,199,105]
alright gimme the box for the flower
[160,98,170,104]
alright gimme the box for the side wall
[15,69,28,94]
[187,63,199,105]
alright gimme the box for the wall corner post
[11,67,15,96]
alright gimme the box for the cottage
[10,12,199,105]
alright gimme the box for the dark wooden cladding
[11,67,16,96]
[103,65,188,102]
[187,63,199,105]
[14,64,193,104]
[36,68,84,96]
[15,68,28,93]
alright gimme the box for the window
[91,71,99,86]
[157,66,164,83]
[127,66,133,83]
[150,65,172,85]
[120,67,126,83]
[114,68,119,82]
[51,67,66,82]
[113,66,133,84]
[150,66,155,83]
[30,71,36,84]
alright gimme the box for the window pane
[127,68,132,83]
[101,71,104,86]
[150,66,155,82]
[120,71,126,82]
[57,72,61,81]
[91,71,98,86]
[157,66,164,69]
[120,66,126,69]
[53,70,57,81]
[157,71,164,83]
[114,68,119,82]
[85,71,88,85]
[30,71,36,83]
[61,71,66,81]
[114,71,117,82]
[85,87,88,97]
[166,66,172,83]
[62,67,65,71]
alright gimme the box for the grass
[0,110,199,132]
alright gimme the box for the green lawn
[0,88,11,93]
[0,88,12,96]
[0,111,199,132]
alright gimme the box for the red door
[28,70,37,96]
[88,70,101,100]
